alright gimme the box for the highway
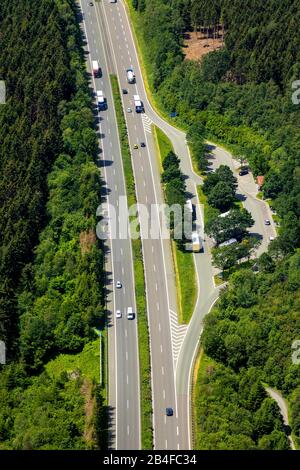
[82,0,278,451]
[79,0,140,450]
[98,0,184,450]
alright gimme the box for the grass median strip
[154,125,196,324]
[110,74,153,449]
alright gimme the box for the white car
[269,236,275,241]
[127,307,135,320]
[127,107,132,113]
[96,90,103,97]
[116,281,122,288]
[116,309,122,319]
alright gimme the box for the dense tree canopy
[0,0,105,449]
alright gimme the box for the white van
[127,307,135,320]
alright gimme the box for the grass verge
[154,125,197,324]
[110,74,153,449]
[193,350,218,449]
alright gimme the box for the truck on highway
[192,232,202,252]
[133,94,143,113]
[126,67,135,84]
[96,90,106,110]
[92,60,101,77]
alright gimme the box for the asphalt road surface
[80,0,140,450]
[99,0,183,450]
[82,0,278,451]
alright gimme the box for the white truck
[192,232,202,252]
[133,94,143,113]
[126,67,135,84]
[218,238,237,248]
[92,60,101,77]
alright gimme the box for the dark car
[122,89,128,94]
[140,142,146,147]
[239,168,249,176]
[89,2,93,5]
[166,407,173,417]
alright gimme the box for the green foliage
[197,253,300,448]
[0,0,106,449]
[206,208,254,244]
[130,0,300,450]
[110,75,153,448]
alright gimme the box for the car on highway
[89,2,93,6]
[116,281,122,289]
[133,144,138,149]
[116,309,122,319]
[239,168,249,176]
[127,107,132,113]
[264,219,271,225]
[122,89,128,94]
[140,142,146,147]
[127,307,135,320]
[166,407,173,416]
[269,236,275,241]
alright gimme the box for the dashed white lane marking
[126,351,128,361]
[165,440,168,449]
[108,128,111,134]
[127,400,129,409]
[120,247,123,256]
[143,180,146,187]
[125,329,127,338]
[161,366,164,376]
[126,375,129,384]
[141,165,144,172]
[110,141,112,147]
[152,246,154,253]
[177,426,179,436]
[155,283,158,292]
[127,425,130,435]
[141,114,153,134]
[160,344,163,353]
[113,169,116,175]
[153,264,156,272]
[163,389,166,399]
[122,267,124,275]
[157,302,160,311]
[158,323,161,332]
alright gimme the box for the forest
[131,0,300,449]
[0,0,106,449]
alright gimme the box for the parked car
[239,168,249,176]
[264,219,271,225]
